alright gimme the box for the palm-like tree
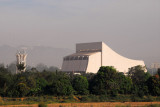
[17,63,25,72]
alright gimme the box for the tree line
[0,64,160,98]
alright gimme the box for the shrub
[99,95,109,102]
[38,102,47,107]
[145,95,154,102]
[111,90,118,97]
[80,96,92,102]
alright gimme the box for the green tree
[73,75,89,95]
[0,65,13,96]
[0,68,13,96]
[6,76,29,97]
[47,72,73,96]
[17,63,25,72]
[8,63,16,74]
[90,66,119,95]
[157,68,160,76]
[128,65,149,84]
[36,63,48,72]
[117,72,132,94]
[15,82,30,97]
[0,64,8,73]
[30,78,48,96]
[128,65,150,96]
[147,75,160,96]
[90,66,133,96]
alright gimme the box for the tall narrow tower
[16,50,27,73]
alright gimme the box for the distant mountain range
[0,45,73,68]
[0,45,159,69]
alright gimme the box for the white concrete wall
[102,42,145,73]
[86,52,101,73]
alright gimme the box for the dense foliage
[0,65,159,98]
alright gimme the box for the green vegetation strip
[1,65,160,106]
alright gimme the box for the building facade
[16,50,27,73]
[62,42,145,74]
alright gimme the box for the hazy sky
[0,0,160,63]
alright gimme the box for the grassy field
[1,95,160,107]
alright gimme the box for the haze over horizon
[0,0,160,67]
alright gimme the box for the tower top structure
[16,50,27,73]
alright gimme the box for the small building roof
[64,52,100,58]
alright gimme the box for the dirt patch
[48,102,160,107]
[1,102,160,107]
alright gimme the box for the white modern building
[62,42,145,74]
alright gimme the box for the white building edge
[62,42,146,74]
